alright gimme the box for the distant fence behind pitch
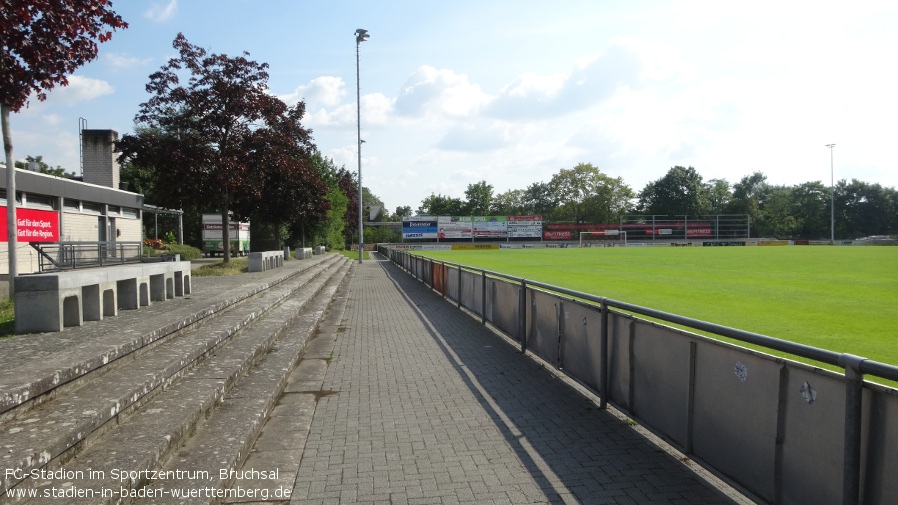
[380,246,898,505]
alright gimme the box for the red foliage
[0,0,128,111]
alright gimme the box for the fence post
[600,299,609,410]
[839,354,865,505]
[519,279,527,354]
[481,270,487,325]
[457,265,463,310]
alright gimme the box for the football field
[416,246,898,369]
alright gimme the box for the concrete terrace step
[0,254,350,501]
[0,253,336,419]
[132,265,350,504]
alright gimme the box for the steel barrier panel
[558,300,603,392]
[607,313,635,410]
[863,385,898,504]
[779,365,846,505]
[422,259,433,286]
[488,278,521,342]
[459,270,482,315]
[527,289,562,366]
[445,265,460,303]
[692,342,782,502]
[432,262,445,295]
[631,320,692,448]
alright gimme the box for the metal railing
[381,245,898,505]
[31,241,146,272]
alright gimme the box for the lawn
[417,246,898,368]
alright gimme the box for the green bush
[165,244,203,260]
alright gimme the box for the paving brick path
[289,256,748,504]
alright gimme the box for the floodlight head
[355,29,369,43]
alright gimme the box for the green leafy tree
[638,166,711,216]
[835,179,898,238]
[548,163,633,223]
[393,206,413,221]
[464,180,493,215]
[418,193,465,216]
[522,181,557,219]
[490,189,526,215]
[1,0,126,293]
[14,155,75,178]
[706,178,732,214]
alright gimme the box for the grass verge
[418,246,898,369]
[192,258,249,276]
[0,299,14,339]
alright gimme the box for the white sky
[9,0,898,214]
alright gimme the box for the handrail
[407,252,898,384]
[30,241,146,272]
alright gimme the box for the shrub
[165,244,203,260]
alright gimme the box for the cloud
[103,52,152,71]
[394,66,489,118]
[484,44,643,120]
[144,0,177,22]
[281,76,346,109]
[436,125,508,153]
[45,76,115,106]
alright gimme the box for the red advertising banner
[0,207,60,242]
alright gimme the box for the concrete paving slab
[285,255,751,504]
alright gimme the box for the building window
[64,199,81,212]
[23,193,56,210]
[122,207,139,219]
[81,202,102,215]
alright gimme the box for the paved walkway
[290,255,750,504]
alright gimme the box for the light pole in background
[826,143,835,244]
[355,28,369,264]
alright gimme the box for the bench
[247,251,284,272]
[296,248,313,260]
[14,261,192,334]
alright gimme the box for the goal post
[579,230,627,247]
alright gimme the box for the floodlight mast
[355,28,369,263]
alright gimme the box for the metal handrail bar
[411,253,898,383]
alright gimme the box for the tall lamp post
[826,143,835,244]
[355,28,369,264]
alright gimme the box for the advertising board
[402,216,438,239]
[0,207,60,242]
[472,216,508,238]
[437,216,472,239]
[507,215,542,238]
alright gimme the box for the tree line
[415,163,898,240]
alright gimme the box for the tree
[546,163,634,224]
[394,206,413,220]
[337,169,359,247]
[836,179,898,238]
[490,189,526,215]
[1,1,127,294]
[241,101,327,249]
[706,179,731,214]
[119,33,284,263]
[418,194,465,216]
[638,166,711,216]
[14,155,75,178]
[464,180,493,215]
[522,181,557,219]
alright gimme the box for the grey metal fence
[380,246,898,505]
[31,241,145,272]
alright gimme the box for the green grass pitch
[416,246,898,370]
